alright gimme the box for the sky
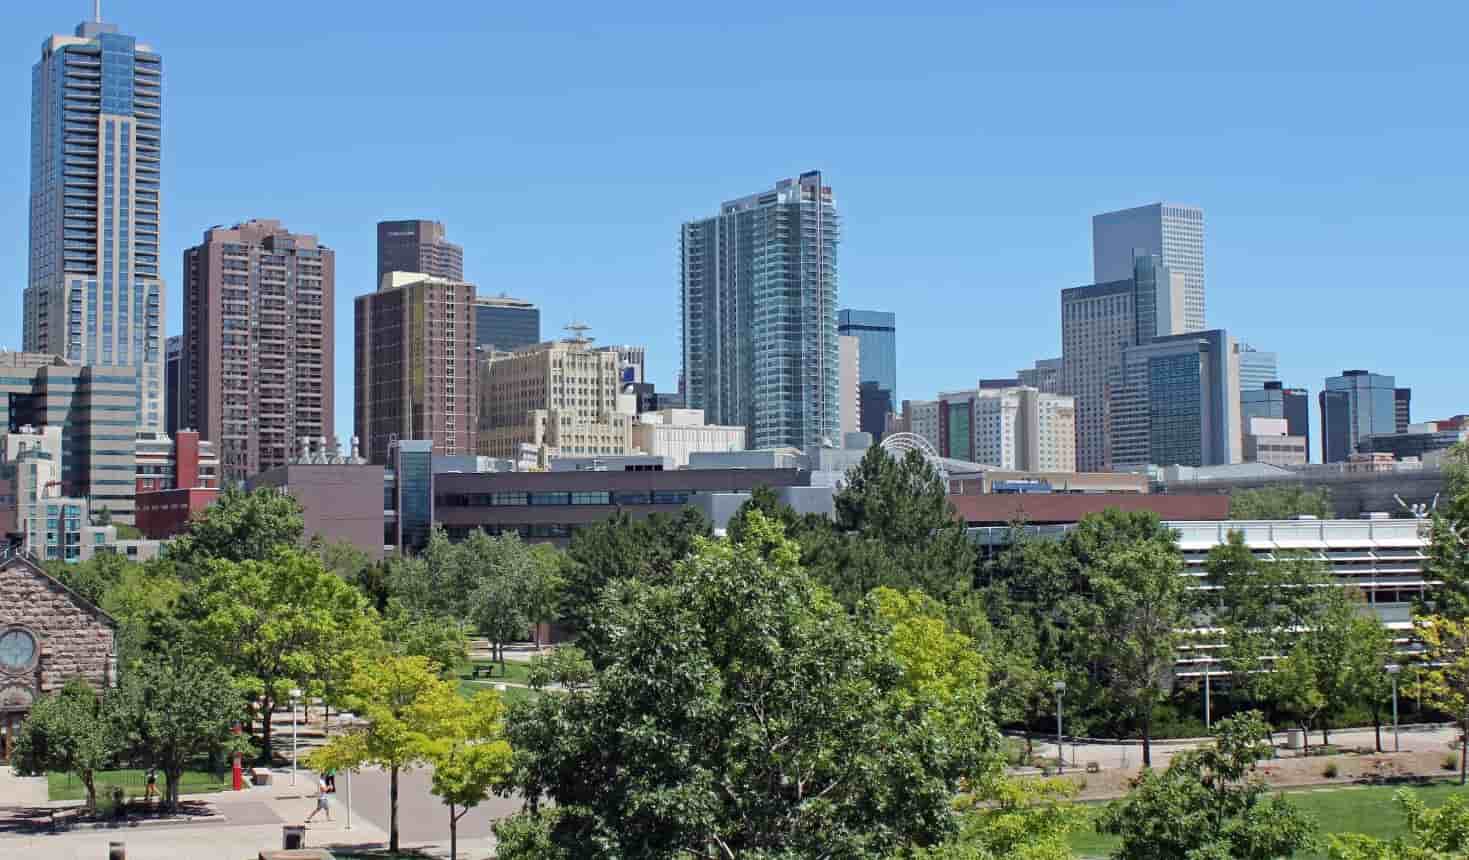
[2,1,1465,461]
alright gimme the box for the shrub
[1323,761,1339,778]
[1444,753,1460,772]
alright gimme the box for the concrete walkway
[0,768,48,806]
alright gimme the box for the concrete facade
[182,219,334,483]
[477,336,634,460]
[1093,202,1205,332]
[246,463,386,560]
[938,386,1075,472]
[838,335,860,437]
[632,409,746,467]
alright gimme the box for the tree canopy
[1229,485,1332,520]
[496,511,1000,858]
[167,487,305,569]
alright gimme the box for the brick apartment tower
[355,273,478,465]
[376,220,464,283]
[182,219,334,483]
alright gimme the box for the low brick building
[0,551,116,762]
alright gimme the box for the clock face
[0,630,37,672]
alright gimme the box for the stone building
[0,551,116,762]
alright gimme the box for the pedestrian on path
[305,776,332,823]
[324,767,336,793]
[144,767,159,803]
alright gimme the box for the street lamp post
[1203,655,1212,731]
[289,688,302,786]
[1387,665,1401,753]
[344,768,352,830]
[1054,680,1067,774]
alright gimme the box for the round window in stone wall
[0,628,38,674]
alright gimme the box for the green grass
[456,679,541,705]
[453,657,533,684]
[1069,781,1469,859]
[48,768,233,802]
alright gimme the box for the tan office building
[478,336,635,460]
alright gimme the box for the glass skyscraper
[474,295,541,353]
[1093,203,1206,332]
[1236,344,1278,393]
[1320,369,1399,463]
[24,12,165,431]
[681,172,839,449]
[1111,329,1241,468]
[837,309,896,439]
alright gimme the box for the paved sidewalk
[0,768,48,806]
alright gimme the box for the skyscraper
[356,273,478,464]
[938,385,1075,472]
[1395,387,1412,434]
[1093,203,1205,332]
[182,220,335,483]
[1242,381,1310,460]
[1320,370,1400,463]
[1060,254,1185,471]
[25,11,166,431]
[376,219,464,283]
[837,309,897,438]
[681,172,839,449]
[1111,329,1241,468]
[838,335,860,437]
[1017,358,1063,394]
[164,334,181,437]
[1236,344,1278,393]
[474,295,540,353]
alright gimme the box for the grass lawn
[456,679,541,706]
[1069,781,1469,859]
[48,768,233,802]
[454,657,533,685]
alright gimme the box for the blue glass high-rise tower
[681,172,839,449]
[24,10,165,431]
[837,309,896,439]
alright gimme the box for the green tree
[8,678,121,811]
[1229,485,1333,520]
[1414,615,1469,785]
[461,530,538,664]
[48,552,135,605]
[828,445,977,603]
[558,507,710,659]
[1078,540,1188,767]
[1097,711,1316,860]
[425,687,513,860]
[497,512,999,857]
[308,655,451,853]
[1329,789,1469,859]
[380,599,468,671]
[313,538,373,583]
[1425,443,1469,620]
[184,548,379,761]
[101,559,186,669]
[113,653,244,810]
[167,487,305,569]
[906,778,1084,860]
[523,543,564,649]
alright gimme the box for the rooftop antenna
[94,0,102,23]
[564,322,593,344]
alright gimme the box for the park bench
[472,664,497,680]
[1086,761,1101,773]
[49,806,82,832]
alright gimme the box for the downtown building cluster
[7,11,1460,567]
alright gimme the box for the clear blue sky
[3,1,1465,459]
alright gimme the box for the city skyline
[2,4,1464,456]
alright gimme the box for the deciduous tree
[9,679,120,811]
[1414,615,1469,785]
[1229,485,1333,520]
[425,688,513,860]
[167,487,305,569]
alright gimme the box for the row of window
[437,489,693,508]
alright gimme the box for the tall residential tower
[681,172,839,450]
[24,11,166,430]
[1093,203,1205,332]
[182,220,335,483]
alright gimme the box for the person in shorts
[305,775,332,823]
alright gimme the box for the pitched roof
[0,548,118,628]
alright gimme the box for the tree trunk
[260,701,275,764]
[1300,721,1311,757]
[165,769,180,813]
[1322,719,1330,748]
[83,771,97,812]
[1461,717,1468,788]
[390,765,400,852]
[1372,706,1383,753]
[1141,706,1153,768]
[450,804,458,860]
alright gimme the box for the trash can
[282,824,306,849]
[109,842,126,860]
[1286,729,1304,750]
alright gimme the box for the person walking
[324,767,336,793]
[144,767,159,803]
[305,775,332,824]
